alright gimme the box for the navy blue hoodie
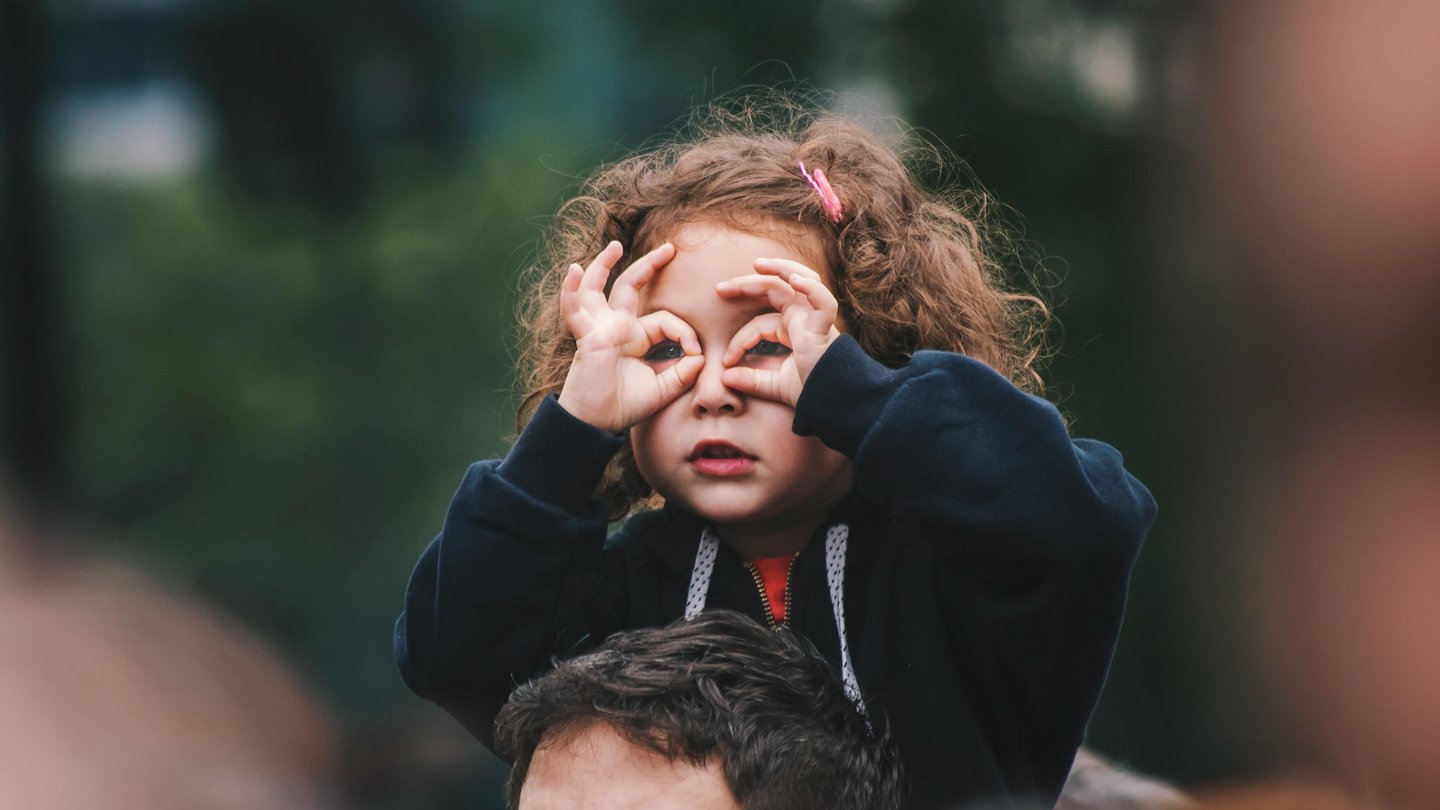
[396,335,1155,808]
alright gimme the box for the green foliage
[59,133,598,720]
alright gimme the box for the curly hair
[494,610,906,810]
[515,90,1050,518]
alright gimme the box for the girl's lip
[691,456,757,476]
[686,440,757,462]
[687,441,758,477]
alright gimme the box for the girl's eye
[744,339,791,358]
[644,340,685,362]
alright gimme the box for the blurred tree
[178,0,458,218]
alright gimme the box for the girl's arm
[795,334,1154,790]
[794,334,1154,561]
[394,395,627,750]
[719,258,1152,560]
[398,240,703,750]
[721,260,1153,793]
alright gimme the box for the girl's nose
[690,353,743,416]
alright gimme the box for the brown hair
[495,610,906,810]
[515,90,1050,517]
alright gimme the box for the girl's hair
[516,90,1051,518]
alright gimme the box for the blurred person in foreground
[0,507,339,809]
[494,610,905,810]
[1193,0,1440,807]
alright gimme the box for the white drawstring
[684,523,866,712]
[822,524,862,707]
[683,527,721,618]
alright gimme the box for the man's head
[495,610,905,810]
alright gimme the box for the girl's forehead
[664,220,829,271]
[637,273,773,326]
[638,223,822,322]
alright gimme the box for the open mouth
[688,441,756,462]
[688,441,758,475]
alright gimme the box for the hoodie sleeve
[794,336,1154,564]
[394,394,627,751]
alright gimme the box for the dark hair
[515,89,1051,518]
[494,610,906,810]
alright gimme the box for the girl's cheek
[629,427,657,473]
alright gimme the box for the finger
[714,274,799,313]
[655,356,705,403]
[637,310,701,356]
[560,264,597,335]
[579,241,624,294]
[560,263,583,305]
[608,242,675,314]
[753,257,825,284]
[787,273,841,334]
[722,312,786,366]
[721,366,792,405]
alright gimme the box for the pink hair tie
[798,161,844,223]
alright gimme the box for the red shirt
[748,554,796,625]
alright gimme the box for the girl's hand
[715,258,841,407]
[556,241,705,432]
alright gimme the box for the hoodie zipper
[742,553,798,630]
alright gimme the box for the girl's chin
[692,503,767,525]
[663,492,773,525]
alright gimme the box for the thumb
[721,366,794,406]
[654,356,705,403]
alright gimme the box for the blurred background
[3,0,1437,807]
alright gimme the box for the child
[396,95,1156,809]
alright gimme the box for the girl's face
[630,222,853,537]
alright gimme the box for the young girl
[396,96,1155,809]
